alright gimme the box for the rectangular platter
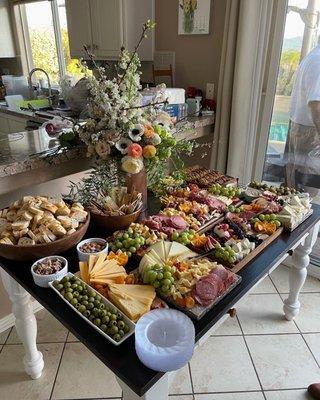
[287,210,314,232]
[163,272,242,320]
[49,272,135,346]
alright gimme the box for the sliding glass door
[261,0,320,264]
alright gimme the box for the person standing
[284,39,320,196]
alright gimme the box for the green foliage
[67,160,125,205]
[276,50,300,96]
[29,27,85,83]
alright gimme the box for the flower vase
[183,11,195,33]
[125,168,148,211]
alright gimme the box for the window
[20,0,84,85]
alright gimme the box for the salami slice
[210,265,228,281]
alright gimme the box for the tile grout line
[236,316,267,400]
[187,361,196,400]
[49,337,69,400]
[270,269,320,371]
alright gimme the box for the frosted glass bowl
[135,309,195,372]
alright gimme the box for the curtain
[210,0,239,173]
[211,0,280,184]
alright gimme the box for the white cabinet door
[90,0,124,59]
[0,0,15,57]
[65,0,93,58]
[124,0,154,61]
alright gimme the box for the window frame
[19,0,67,84]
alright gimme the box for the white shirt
[290,44,320,126]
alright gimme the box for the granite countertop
[0,115,214,179]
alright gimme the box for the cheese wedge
[107,284,156,322]
[79,261,90,284]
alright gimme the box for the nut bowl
[76,238,108,262]
[31,256,68,288]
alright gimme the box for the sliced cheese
[108,284,155,301]
[79,261,89,284]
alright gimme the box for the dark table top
[1,203,319,397]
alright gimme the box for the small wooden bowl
[90,208,142,232]
[0,214,90,262]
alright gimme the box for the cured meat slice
[195,279,219,300]
[167,216,187,230]
[210,265,229,281]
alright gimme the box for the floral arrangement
[70,20,193,185]
[180,0,198,33]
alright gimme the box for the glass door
[261,0,320,264]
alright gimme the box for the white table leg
[283,221,320,321]
[0,269,44,379]
[117,373,169,400]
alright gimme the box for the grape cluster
[227,205,245,213]
[171,230,196,245]
[53,275,130,342]
[209,184,241,198]
[213,243,237,264]
[252,213,281,227]
[142,264,175,295]
[110,227,145,257]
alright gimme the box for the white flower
[95,141,111,159]
[128,124,144,142]
[115,138,133,154]
[147,133,162,146]
[121,156,144,174]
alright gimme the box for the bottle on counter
[0,77,6,101]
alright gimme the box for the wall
[155,0,227,95]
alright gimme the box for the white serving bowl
[76,238,108,262]
[31,256,68,288]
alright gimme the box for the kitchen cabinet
[0,0,15,58]
[65,0,154,61]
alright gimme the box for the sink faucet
[28,68,53,106]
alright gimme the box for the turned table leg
[117,373,169,400]
[0,269,44,379]
[283,221,320,321]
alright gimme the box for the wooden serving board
[230,227,283,273]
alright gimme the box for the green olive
[56,284,64,291]
[109,320,117,326]
[113,334,121,342]
[82,300,89,307]
[110,314,117,321]
[93,308,100,317]
[82,295,88,301]
[98,303,105,310]
[73,291,80,298]
[94,300,100,307]
[117,320,125,329]
[77,286,83,292]
[88,297,95,303]
[89,315,95,322]
[87,302,94,310]
[60,276,69,284]
[111,325,119,335]
[123,325,130,333]
[102,315,110,324]
[88,290,96,298]
[100,324,107,332]
[65,288,73,293]
[93,318,101,326]
[78,305,86,314]
[70,298,78,306]
[75,279,82,286]
[83,310,91,318]
[71,283,78,290]
[118,329,124,337]
[64,282,71,288]
[65,292,73,301]
[99,310,107,318]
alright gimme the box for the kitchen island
[0,115,214,196]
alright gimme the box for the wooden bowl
[90,208,142,232]
[0,214,90,262]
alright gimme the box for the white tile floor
[0,265,320,400]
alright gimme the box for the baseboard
[0,301,43,333]
[308,264,320,280]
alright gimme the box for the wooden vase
[125,168,148,211]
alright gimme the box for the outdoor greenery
[29,27,84,83]
[276,49,300,96]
